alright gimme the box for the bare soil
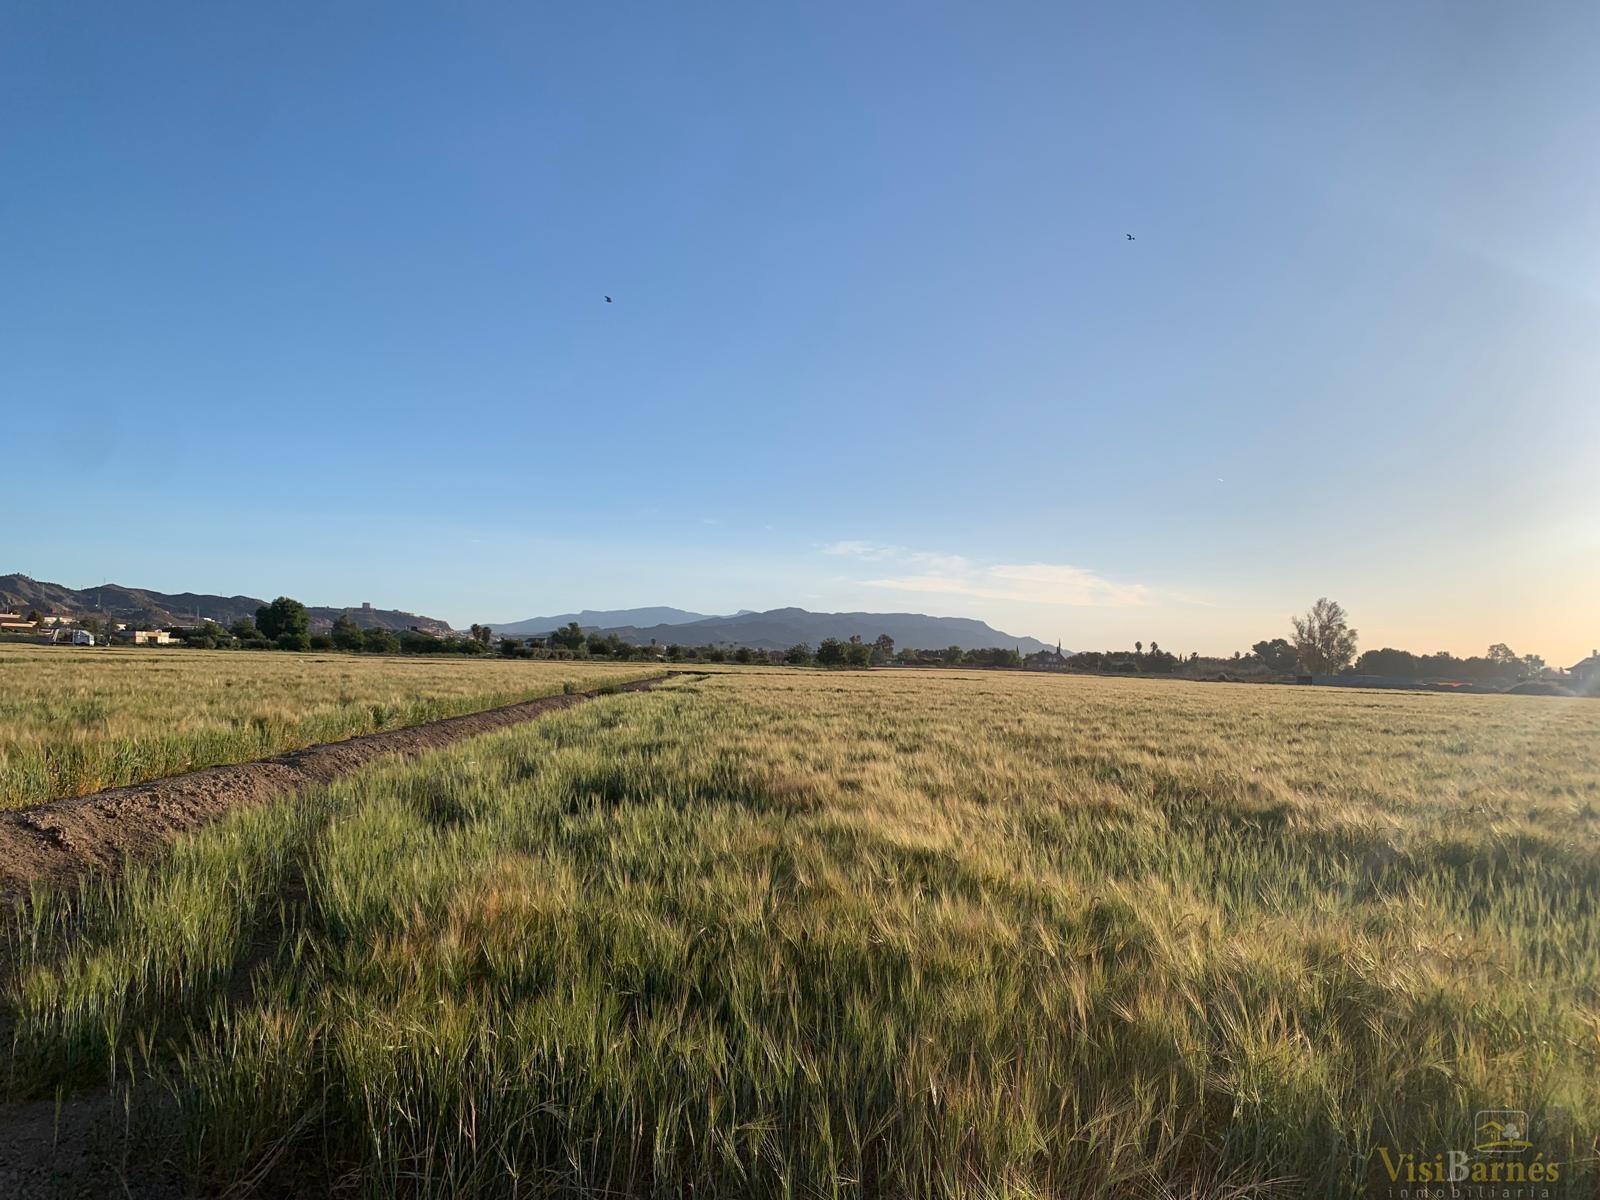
[0,1091,188,1200]
[0,674,671,901]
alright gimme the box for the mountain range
[0,575,453,636]
[490,607,719,635]
[497,606,1050,654]
[5,574,1050,653]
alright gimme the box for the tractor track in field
[0,673,680,901]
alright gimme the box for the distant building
[1,612,71,634]
[115,629,177,646]
[1569,651,1600,694]
[54,629,95,646]
[1024,642,1070,672]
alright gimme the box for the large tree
[1251,637,1299,673]
[330,614,365,652]
[256,596,310,641]
[550,621,586,651]
[1291,598,1358,675]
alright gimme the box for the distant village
[0,610,178,646]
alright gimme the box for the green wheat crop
[0,644,655,808]
[5,668,1597,1196]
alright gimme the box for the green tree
[1291,598,1358,675]
[275,631,311,652]
[816,638,846,667]
[400,629,441,654]
[256,597,310,641]
[785,643,813,665]
[872,634,895,664]
[361,628,399,654]
[184,621,230,649]
[551,622,586,651]
[230,617,260,641]
[1251,638,1299,672]
[330,615,365,652]
[470,623,493,647]
[1486,642,1517,665]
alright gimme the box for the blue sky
[4,2,1597,661]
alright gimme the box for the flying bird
[605,295,612,303]
[1126,233,1136,241]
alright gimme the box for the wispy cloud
[820,539,899,561]
[824,541,1157,608]
[868,563,1151,607]
[821,540,972,573]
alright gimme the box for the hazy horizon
[6,561,1595,666]
[5,3,1596,664]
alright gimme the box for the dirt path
[0,674,674,900]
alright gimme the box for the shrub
[361,629,399,655]
[399,630,441,655]
[330,615,365,652]
[275,632,311,652]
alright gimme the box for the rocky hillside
[0,574,453,635]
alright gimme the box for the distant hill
[0,574,453,636]
[490,607,715,636]
[588,607,1050,654]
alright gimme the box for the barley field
[0,645,656,809]
[6,668,1599,1197]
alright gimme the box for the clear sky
[4,2,1597,662]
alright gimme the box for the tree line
[1039,598,1563,688]
[85,596,498,656]
[61,593,1575,687]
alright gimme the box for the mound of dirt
[1504,680,1577,697]
[0,675,671,900]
